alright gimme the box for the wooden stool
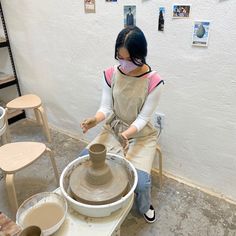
[0,142,59,214]
[151,144,163,188]
[6,94,51,142]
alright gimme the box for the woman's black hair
[114,26,147,66]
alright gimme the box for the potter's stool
[53,188,134,236]
[151,144,163,188]
[0,142,59,214]
[6,94,51,142]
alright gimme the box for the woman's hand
[80,117,97,133]
[118,133,129,155]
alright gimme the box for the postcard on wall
[192,21,210,47]
[172,4,190,18]
[158,7,165,31]
[124,6,136,27]
[84,0,96,13]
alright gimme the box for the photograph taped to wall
[172,4,190,18]
[84,0,96,13]
[124,6,136,27]
[192,21,210,47]
[158,7,165,31]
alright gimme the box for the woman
[81,26,164,223]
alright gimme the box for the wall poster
[124,6,136,27]
[158,7,165,31]
[84,0,96,13]
[192,21,210,47]
[172,5,191,18]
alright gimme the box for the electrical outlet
[154,112,165,129]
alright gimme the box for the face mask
[118,59,139,74]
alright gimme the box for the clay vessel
[86,143,112,185]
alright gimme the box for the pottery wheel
[69,157,129,205]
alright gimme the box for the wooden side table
[54,188,134,236]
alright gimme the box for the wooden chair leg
[46,148,59,185]
[36,106,51,142]
[34,108,42,125]
[156,146,163,189]
[5,174,18,214]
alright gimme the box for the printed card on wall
[84,0,96,13]
[192,21,210,47]
[158,7,165,31]
[172,5,190,18]
[124,6,136,27]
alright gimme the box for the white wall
[1,0,236,200]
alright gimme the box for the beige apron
[89,67,157,174]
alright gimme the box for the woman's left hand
[118,133,129,155]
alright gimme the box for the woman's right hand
[80,117,97,133]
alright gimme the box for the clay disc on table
[69,159,129,205]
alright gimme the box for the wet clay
[69,143,129,205]
[22,202,64,230]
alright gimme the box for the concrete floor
[1,119,236,236]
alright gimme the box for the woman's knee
[135,169,151,193]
